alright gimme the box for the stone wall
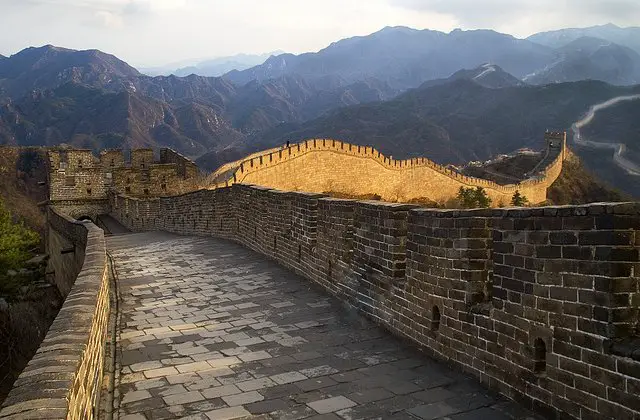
[111,184,640,420]
[0,208,110,420]
[208,135,566,205]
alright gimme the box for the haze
[1,0,639,67]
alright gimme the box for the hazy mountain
[524,37,640,85]
[0,45,140,98]
[224,26,556,90]
[172,52,283,77]
[421,64,525,89]
[528,23,640,55]
[250,79,637,162]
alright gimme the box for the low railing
[0,208,110,420]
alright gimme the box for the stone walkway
[107,232,542,420]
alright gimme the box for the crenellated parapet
[207,134,566,205]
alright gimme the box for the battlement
[208,134,566,205]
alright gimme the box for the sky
[1,0,639,68]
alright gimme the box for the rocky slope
[420,63,525,89]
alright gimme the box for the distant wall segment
[209,134,567,205]
[0,208,110,419]
[47,147,201,220]
[111,184,640,420]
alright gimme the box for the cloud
[0,0,637,67]
[94,10,124,28]
[389,0,640,35]
[123,0,189,16]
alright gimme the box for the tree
[0,196,40,274]
[475,187,491,208]
[457,186,492,209]
[457,187,475,208]
[511,190,529,207]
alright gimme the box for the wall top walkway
[108,231,543,420]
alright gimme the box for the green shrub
[511,190,529,207]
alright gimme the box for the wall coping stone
[411,202,640,217]
[0,208,108,420]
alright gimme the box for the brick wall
[111,184,640,419]
[0,208,110,420]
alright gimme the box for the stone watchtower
[46,147,200,220]
[544,130,567,161]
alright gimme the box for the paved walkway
[107,232,542,420]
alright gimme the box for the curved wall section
[0,208,110,420]
[111,185,640,420]
[210,138,565,205]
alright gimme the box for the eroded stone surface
[108,232,542,420]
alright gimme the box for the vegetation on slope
[0,197,40,283]
[0,148,59,405]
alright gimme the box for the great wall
[1,132,639,420]
[208,132,567,205]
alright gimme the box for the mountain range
[223,26,640,89]
[1,24,639,197]
[223,27,555,90]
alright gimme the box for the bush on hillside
[511,190,529,207]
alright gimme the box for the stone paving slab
[107,232,544,420]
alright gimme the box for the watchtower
[544,130,567,161]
